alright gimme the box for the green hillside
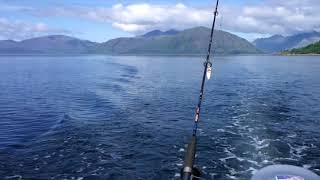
[282,41,320,54]
[94,27,260,55]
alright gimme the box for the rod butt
[182,135,197,180]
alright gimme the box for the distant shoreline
[280,53,320,56]
[0,53,265,57]
[1,53,319,57]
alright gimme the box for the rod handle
[182,135,197,180]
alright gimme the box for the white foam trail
[303,164,312,169]
[176,163,183,167]
[217,128,225,132]
[5,175,22,180]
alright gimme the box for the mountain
[95,27,260,55]
[164,29,180,36]
[282,41,320,55]
[253,31,320,53]
[0,35,97,54]
[141,29,180,37]
[0,40,17,48]
[0,27,259,55]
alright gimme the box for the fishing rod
[181,0,220,179]
[178,1,320,179]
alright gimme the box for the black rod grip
[182,135,197,180]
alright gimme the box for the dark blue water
[0,55,319,180]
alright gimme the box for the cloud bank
[0,17,72,40]
[40,0,320,36]
[1,0,320,40]
[223,0,320,35]
[109,3,212,34]
[107,0,320,35]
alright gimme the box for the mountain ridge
[0,27,259,55]
[94,26,260,55]
[141,29,180,37]
[253,31,320,53]
[0,35,97,54]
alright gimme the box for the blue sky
[0,0,319,42]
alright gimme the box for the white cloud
[100,3,211,34]
[0,17,71,40]
[61,0,320,36]
[1,0,320,40]
[220,0,320,35]
[27,3,212,35]
[112,22,147,33]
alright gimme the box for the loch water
[0,55,319,179]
